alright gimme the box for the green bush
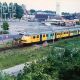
[1,37,80,80]
[16,46,80,80]
[0,72,13,80]
[2,21,9,30]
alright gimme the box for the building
[35,11,56,22]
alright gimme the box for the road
[2,62,31,76]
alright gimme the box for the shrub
[2,21,9,30]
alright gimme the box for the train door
[40,34,42,41]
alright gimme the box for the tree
[14,3,24,19]
[30,9,36,14]
[2,21,9,30]
[59,66,80,80]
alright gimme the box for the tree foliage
[2,21,9,30]
[1,39,80,80]
[15,46,80,80]
[14,3,24,19]
[30,9,36,14]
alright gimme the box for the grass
[52,37,80,49]
[0,46,50,69]
[0,36,80,69]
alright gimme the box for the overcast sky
[0,0,80,13]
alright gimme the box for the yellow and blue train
[0,28,80,49]
[21,28,80,44]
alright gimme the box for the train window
[64,32,66,34]
[50,34,52,36]
[37,35,39,38]
[43,34,45,37]
[57,33,59,35]
[46,34,48,37]
[33,36,35,39]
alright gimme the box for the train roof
[21,26,80,36]
[23,31,53,36]
[52,27,80,32]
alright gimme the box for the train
[0,27,80,49]
[21,27,80,44]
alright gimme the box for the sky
[0,0,80,13]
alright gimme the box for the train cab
[21,35,32,43]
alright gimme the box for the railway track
[0,35,79,52]
[0,42,43,52]
[0,44,31,52]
